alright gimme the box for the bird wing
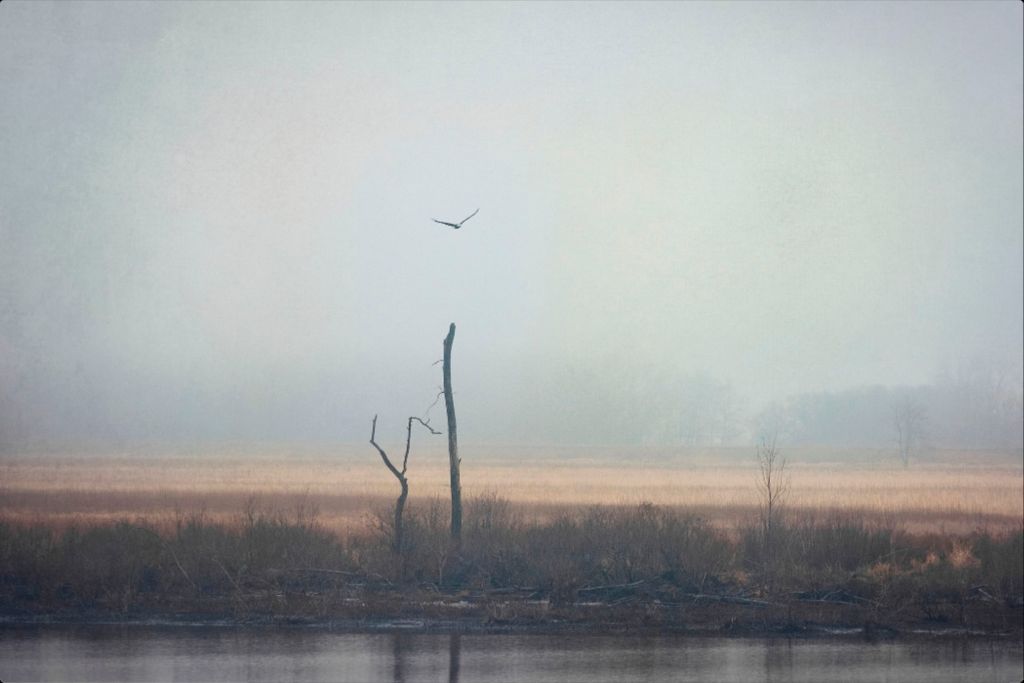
[432,219,460,228]
[459,208,479,225]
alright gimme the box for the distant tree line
[2,351,1019,453]
[492,359,1022,452]
[757,367,1023,451]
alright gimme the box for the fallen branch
[794,597,865,607]
[484,586,540,595]
[968,585,999,603]
[683,593,781,608]
[792,590,879,608]
[287,567,394,586]
[578,579,647,593]
[212,557,247,608]
[287,568,360,577]
[163,542,197,591]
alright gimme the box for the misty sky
[1,2,1021,444]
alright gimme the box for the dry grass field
[2,445,1020,536]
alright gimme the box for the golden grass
[1,446,1020,535]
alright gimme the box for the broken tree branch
[371,414,404,480]
[370,413,440,553]
[405,416,441,472]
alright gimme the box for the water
[1,625,1021,682]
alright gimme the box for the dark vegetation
[1,496,1020,636]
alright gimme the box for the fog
[1,2,1021,448]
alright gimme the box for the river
[1,625,1021,682]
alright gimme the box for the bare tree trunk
[443,323,462,545]
[394,477,409,553]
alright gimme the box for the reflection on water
[393,632,460,683]
[449,632,461,683]
[0,625,1021,683]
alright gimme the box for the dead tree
[369,414,440,553]
[442,323,462,545]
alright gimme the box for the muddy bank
[3,586,1020,641]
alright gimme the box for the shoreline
[3,598,1020,642]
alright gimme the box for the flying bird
[432,208,479,230]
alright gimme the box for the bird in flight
[432,208,479,229]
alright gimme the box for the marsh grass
[1,494,1020,629]
[0,448,1020,628]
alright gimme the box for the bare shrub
[755,434,789,592]
[972,529,1023,598]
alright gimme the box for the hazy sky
[1,2,1021,444]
